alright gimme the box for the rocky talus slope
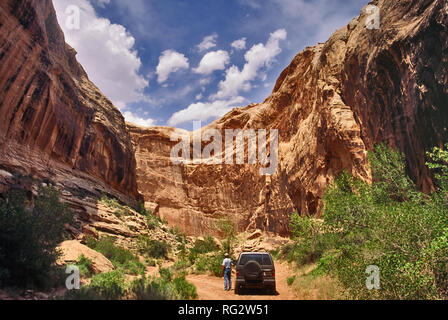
[130,0,448,236]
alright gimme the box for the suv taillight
[236,271,240,278]
[264,271,275,277]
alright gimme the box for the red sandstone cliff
[129,0,448,236]
[0,0,140,203]
[1,0,447,238]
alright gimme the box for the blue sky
[54,0,367,130]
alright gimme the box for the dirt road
[186,261,297,300]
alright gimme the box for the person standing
[222,253,232,291]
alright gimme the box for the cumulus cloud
[156,50,190,84]
[168,96,245,126]
[53,0,148,109]
[193,50,230,75]
[123,111,156,127]
[213,29,287,99]
[197,33,218,52]
[92,0,110,8]
[231,38,247,50]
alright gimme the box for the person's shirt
[222,257,232,269]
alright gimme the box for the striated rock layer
[0,0,140,203]
[130,0,448,236]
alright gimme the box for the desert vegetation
[0,186,73,290]
[283,144,448,300]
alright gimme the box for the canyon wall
[0,0,140,203]
[1,0,447,238]
[130,0,448,236]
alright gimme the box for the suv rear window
[239,254,272,266]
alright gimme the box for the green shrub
[270,248,280,260]
[76,255,94,278]
[140,208,162,230]
[286,144,448,299]
[146,215,159,230]
[169,226,187,243]
[0,186,73,289]
[130,274,198,300]
[194,252,225,277]
[86,237,144,275]
[130,276,178,300]
[287,276,296,286]
[89,270,126,300]
[172,275,198,300]
[173,259,191,271]
[100,195,133,217]
[146,259,156,267]
[216,218,236,255]
[63,268,126,300]
[138,237,171,259]
[159,267,173,282]
[191,236,218,255]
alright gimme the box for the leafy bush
[270,248,280,260]
[194,252,225,277]
[146,213,160,230]
[216,218,236,255]
[100,195,133,217]
[88,270,126,300]
[76,255,94,278]
[169,226,187,243]
[159,267,173,282]
[287,276,296,286]
[286,144,448,299]
[0,186,73,289]
[130,274,197,300]
[191,236,218,254]
[86,237,145,275]
[172,275,198,300]
[130,276,178,300]
[138,237,171,259]
[173,259,191,271]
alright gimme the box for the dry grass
[289,263,347,300]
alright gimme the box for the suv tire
[235,283,241,295]
[243,260,263,281]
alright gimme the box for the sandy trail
[186,261,297,300]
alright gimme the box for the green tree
[0,186,73,289]
[217,218,236,255]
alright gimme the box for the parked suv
[234,252,276,295]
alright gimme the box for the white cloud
[193,50,230,75]
[213,29,287,99]
[197,33,218,52]
[123,111,156,127]
[199,78,212,86]
[168,96,245,126]
[53,0,148,109]
[92,0,110,8]
[156,50,190,84]
[231,37,247,50]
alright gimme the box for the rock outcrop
[130,0,448,236]
[57,240,114,274]
[0,0,140,204]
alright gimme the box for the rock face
[57,240,114,274]
[0,0,140,203]
[1,0,447,239]
[130,0,448,236]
